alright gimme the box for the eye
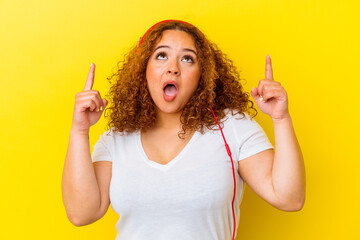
[155,52,167,60]
[183,55,194,63]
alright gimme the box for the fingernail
[259,96,263,101]
[97,108,100,112]
[100,106,103,111]
[90,63,93,68]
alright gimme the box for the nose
[167,58,180,76]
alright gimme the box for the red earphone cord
[210,107,237,240]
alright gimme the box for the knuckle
[92,98,98,105]
[95,90,102,98]
[90,94,98,101]
[89,89,98,94]
[265,90,273,96]
[87,98,94,105]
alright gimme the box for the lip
[162,80,178,90]
[162,80,178,102]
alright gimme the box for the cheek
[187,69,201,89]
[146,64,163,84]
[146,66,163,97]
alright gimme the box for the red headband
[137,19,195,48]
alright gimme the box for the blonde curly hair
[103,20,257,138]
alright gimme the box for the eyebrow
[154,45,198,55]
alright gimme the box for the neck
[153,109,182,131]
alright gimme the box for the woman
[62,20,305,240]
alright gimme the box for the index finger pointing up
[84,63,95,91]
[265,54,274,80]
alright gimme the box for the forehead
[154,29,196,48]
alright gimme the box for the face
[146,29,201,115]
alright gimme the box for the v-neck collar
[136,130,200,171]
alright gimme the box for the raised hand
[251,55,289,121]
[71,63,108,134]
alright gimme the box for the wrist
[70,128,90,137]
[271,113,292,124]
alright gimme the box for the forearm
[62,130,101,225]
[271,114,305,210]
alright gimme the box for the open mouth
[162,81,178,102]
[163,83,177,96]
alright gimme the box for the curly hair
[103,20,257,138]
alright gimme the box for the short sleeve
[230,113,274,161]
[91,130,112,163]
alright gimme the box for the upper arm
[238,149,280,208]
[93,161,112,220]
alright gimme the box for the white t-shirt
[91,111,274,240]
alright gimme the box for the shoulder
[222,109,269,144]
[96,128,138,144]
[223,109,258,129]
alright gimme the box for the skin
[63,62,109,226]
[65,31,305,227]
[239,55,305,211]
[144,31,305,210]
[145,29,201,128]
[140,30,202,164]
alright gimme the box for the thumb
[102,99,108,108]
[251,87,264,103]
[251,87,259,98]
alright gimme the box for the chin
[154,100,185,115]
[157,105,183,114]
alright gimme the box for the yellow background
[1,0,359,239]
